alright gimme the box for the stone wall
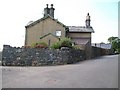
[91,46,113,58]
[2,45,85,66]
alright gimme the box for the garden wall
[2,45,85,66]
[91,46,114,58]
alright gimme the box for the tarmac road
[2,55,118,88]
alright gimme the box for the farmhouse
[25,4,94,59]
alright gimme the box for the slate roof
[92,43,112,49]
[25,15,94,33]
[68,26,94,33]
[25,15,67,28]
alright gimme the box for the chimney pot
[46,4,48,8]
[51,4,53,8]
[87,13,89,16]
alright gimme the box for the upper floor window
[56,30,61,37]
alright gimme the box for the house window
[56,30,61,37]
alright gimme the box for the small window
[56,30,61,37]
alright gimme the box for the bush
[50,42,61,49]
[31,42,48,48]
[73,45,81,50]
[50,38,73,49]
[60,38,72,48]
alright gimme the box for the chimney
[44,4,50,17]
[50,4,55,18]
[85,13,91,28]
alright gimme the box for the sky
[0,0,119,51]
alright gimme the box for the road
[1,55,118,88]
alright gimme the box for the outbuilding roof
[68,26,94,33]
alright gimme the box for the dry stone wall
[2,45,85,66]
[91,46,114,58]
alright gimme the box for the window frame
[55,30,61,37]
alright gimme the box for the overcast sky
[0,0,118,51]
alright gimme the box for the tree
[100,42,105,44]
[108,36,118,43]
[108,36,120,53]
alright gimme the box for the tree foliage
[108,36,118,43]
[108,36,120,53]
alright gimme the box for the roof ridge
[68,26,94,33]
[25,15,66,28]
